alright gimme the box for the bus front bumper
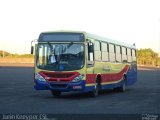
[34,80,86,92]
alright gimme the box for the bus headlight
[35,73,46,82]
[72,74,84,82]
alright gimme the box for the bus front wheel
[51,90,61,97]
[89,81,101,97]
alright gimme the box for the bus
[31,31,137,97]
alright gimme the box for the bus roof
[39,30,136,49]
[86,32,136,49]
[40,30,85,34]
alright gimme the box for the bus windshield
[36,43,84,71]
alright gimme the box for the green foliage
[0,50,10,58]
[137,48,160,66]
[0,50,34,58]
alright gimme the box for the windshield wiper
[61,42,73,53]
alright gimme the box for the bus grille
[48,79,70,82]
[45,73,74,78]
[39,71,79,82]
[50,84,68,88]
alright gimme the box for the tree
[137,48,160,66]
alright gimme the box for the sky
[0,0,160,54]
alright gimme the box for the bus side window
[95,40,101,61]
[37,45,48,66]
[115,45,122,62]
[87,41,94,66]
[102,42,109,61]
[127,48,132,62]
[132,49,136,63]
[109,44,115,62]
[122,47,127,63]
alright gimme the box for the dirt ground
[0,63,34,67]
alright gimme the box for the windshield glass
[36,43,84,71]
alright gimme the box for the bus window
[95,40,101,61]
[88,42,94,61]
[132,49,136,63]
[115,45,122,62]
[127,48,132,62]
[37,44,48,66]
[122,47,127,62]
[102,42,109,61]
[109,44,115,62]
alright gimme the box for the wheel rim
[122,81,126,91]
[94,83,98,96]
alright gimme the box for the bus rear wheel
[114,77,126,92]
[51,90,61,97]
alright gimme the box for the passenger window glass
[102,42,107,51]
[127,48,132,62]
[122,47,127,62]
[95,41,100,51]
[116,45,121,62]
[109,44,115,62]
[94,41,101,61]
[109,44,115,53]
[132,49,137,63]
[102,42,109,61]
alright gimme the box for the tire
[51,90,61,97]
[89,81,101,97]
[119,80,126,92]
[114,77,126,92]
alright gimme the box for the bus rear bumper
[34,80,89,92]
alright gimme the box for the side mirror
[31,46,34,54]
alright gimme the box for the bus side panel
[101,80,124,90]
[85,64,130,90]
[101,64,129,83]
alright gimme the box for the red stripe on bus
[86,65,129,84]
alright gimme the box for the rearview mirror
[31,46,34,54]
